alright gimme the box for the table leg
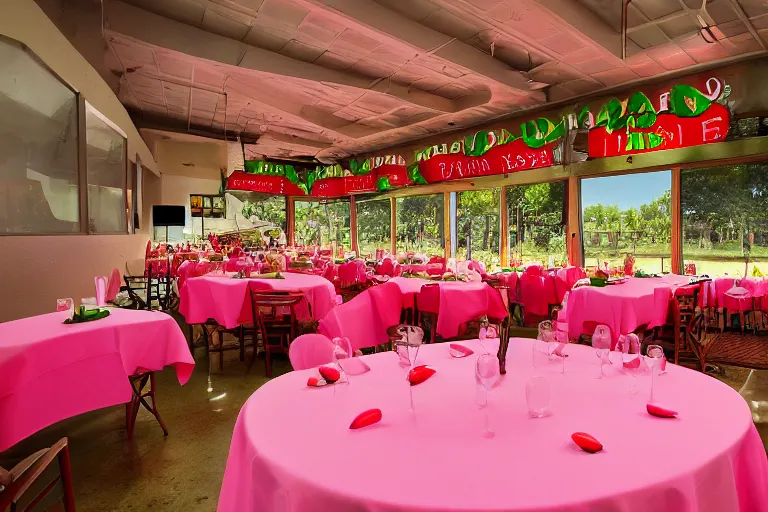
[126,372,169,438]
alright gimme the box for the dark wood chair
[205,323,247,372]
[0,438,75,512]
[123,266,172,311]
[689,302,768,372]
[246,289,305,377]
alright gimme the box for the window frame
[0,35,83,236]
[0,35,130,237]
[83,100,128,235]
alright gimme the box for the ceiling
[38,0,768,163]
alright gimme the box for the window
[581,171,671,274]
[0,37,79,233]
[457,189,500,267]
[238,193,286,232]
[396,194,444,255]
[295,200,350,250]
[85,104,126,233]
[507,182,567,267]
[356,198,390,257]
[682,163,768,277]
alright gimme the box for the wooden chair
[123,266,172,311]
[247,290,305,377]
[0,438,75,512]
[689,301,768,372]
[203,322,246,372]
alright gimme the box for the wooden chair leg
[265,344,272,378]
[58,444,76,512]
[239,325,245,362]
[218,330,224,371]
[187,324,195,354]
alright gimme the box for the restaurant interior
[3,0,768,510]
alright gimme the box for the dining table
[218,337,768,512]
[178,272,337,328]
[388,277,508,338]
[0,308,194,452]
[566,275,696,342]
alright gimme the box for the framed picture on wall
[190,195,203,217]
[190,194,225,219]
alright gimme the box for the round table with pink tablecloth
[566,276,690,342]
[218,338,768,512]
[179,272,337,328]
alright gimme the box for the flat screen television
[152,205,186,227]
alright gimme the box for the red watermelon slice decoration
[647,403,678,418]
[571,432,603,453]
[408,365,436,386]
[319,366,341,383]
[349,409,382,429]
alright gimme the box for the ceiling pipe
[622,0,632,61]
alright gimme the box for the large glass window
[0,37,79,233]
[86,104,126,233]
[581,171,671,274]
[682,163,768,277]
[356,198,391,257]
[457,189,500,267]
[396,194,444,256]
[507,182,567,267]
[295,200,350,250]
[238,192,286,232]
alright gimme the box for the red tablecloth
[179,273,337,328]
[0,308,194,451]
[218,338,768,512]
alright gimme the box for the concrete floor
[2,333,768,512]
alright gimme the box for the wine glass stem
[650,368,655,403]
[484,388,490,433]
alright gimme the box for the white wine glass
[592,325,611,379]
[476,354,500,438]
[646,344,664,402]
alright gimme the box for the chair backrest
[288,334,335,370]
[318,281,404,350]
[0,437,75,512]
[415,283,440,315]
[376,258,395,277]
[338,261,359,288]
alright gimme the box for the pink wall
[0,234,148,322]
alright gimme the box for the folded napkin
[254,272,285,279]
[64,306,110,324]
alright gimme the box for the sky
[581,170,671,210]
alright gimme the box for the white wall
[154,139,242,239]
[0,0,158,321]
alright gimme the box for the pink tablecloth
[567,277,677,341]
[0,308,194,452]
[389,277,507,339]
[179,273,337,328]
[218,338,768,512]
